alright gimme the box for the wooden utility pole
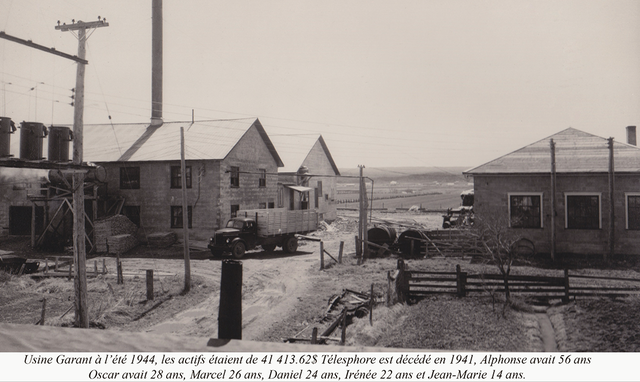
[181,127,191,292]
[550,139,556,262]
[362,172,369,260]
[56,19,108,328]
[607,137,615,262]
[357,165,365,263]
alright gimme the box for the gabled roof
[464,127,640,175]
[269,134,340,175]
[83,118,283,166]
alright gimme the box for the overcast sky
[1,0,639,170]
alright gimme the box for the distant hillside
[337,166,471,184]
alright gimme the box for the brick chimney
[150,0,163,127]
[627,126,636,146]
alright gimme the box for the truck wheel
[283,236,298,253]
[231,241,246,259]
[262,244,276,252]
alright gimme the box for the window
[122,206,141,227]
[508,193,542,228]
[171,166,191,188]
[170,206,192,228]
[314,188,319,208]
[259,202,267,209]
[230,204,240,218]
[626,193,640,230]
[259,169,266,187]
[230,166,239,187]
[120,167,140,189]
[268,201,275,209]
[277,187,284,208]
[317,181,323,196]
[565,193,601,229]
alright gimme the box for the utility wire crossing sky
[1,0,639,169]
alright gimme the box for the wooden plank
[468,274,565,283]
[410,276,458,282]
[569,274,640,283]
[409,284,458,289]
[569,286,640,292]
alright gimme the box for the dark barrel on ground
[397,229,428,257]
[367,225,397,255]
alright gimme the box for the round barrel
[397,229,428,257]
[48,166,107,189]
[367,225,397,246]
[47,126,73,162]
[0,117,16,158]
[367,225,397,257]
[19,122,47,160]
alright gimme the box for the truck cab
[208,217,258,258]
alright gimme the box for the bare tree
[466,213,525,303]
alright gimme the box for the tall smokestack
[627,126,636,146]
[151,0,163,126]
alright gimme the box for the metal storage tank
[48,166,107,189]
[19,122,47,160]
[367,224,397,256]
[0,117,16,158]
[397,229,428,257]
[48,126,73,162]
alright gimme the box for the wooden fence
[392,260,640,304]
[400,230,483,258]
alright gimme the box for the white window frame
[625,192,640,230]
[507,192,544,228]
[564,192,602,229]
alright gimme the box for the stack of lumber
[147,232,177,248]
[237,209,318,236]
[95,215,138,253]
[107,234,138,254]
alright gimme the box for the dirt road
[111,240,325,340]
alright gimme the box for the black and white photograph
[0,1,639,381]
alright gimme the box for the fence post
[320,241,325,271]
[219,259,243,340]
[116,254,123,285]
[45,259,49,275]
[311,327,318,344]
[369,283,374,326]
[340,309,347,346]
[396,259,406,303]
[456,264,467,297]
[563,268,570,303]
[338,241,344,264]
[39,298,46,326]
[387,271,392,306]
[146,270,154,301]
[94,261,98,277]
[103,259,106,274]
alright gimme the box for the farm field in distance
[336,166,472,211]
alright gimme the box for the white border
[624,192,640,230]
[564,192,602,229]
[507,192,544,228]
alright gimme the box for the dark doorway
[9,206,44,235]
